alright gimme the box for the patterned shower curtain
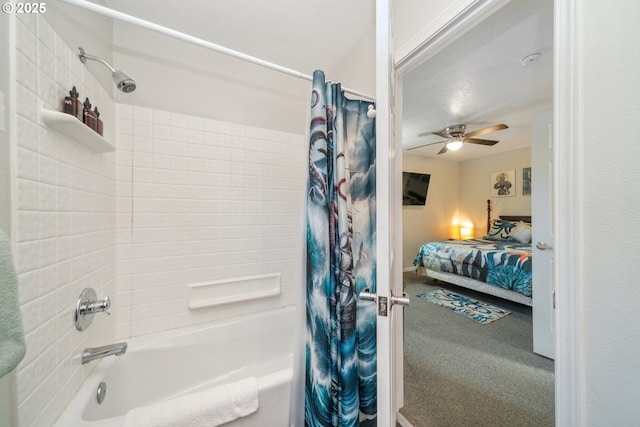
[305,70,377,427]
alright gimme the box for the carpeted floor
[400,272,555,427]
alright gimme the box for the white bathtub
[54,307,295,427]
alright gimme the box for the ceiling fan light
[447,139,463,151]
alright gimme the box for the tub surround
[11,13,116,427]
[114,104,305,339]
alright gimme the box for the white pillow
[510,221,532,244]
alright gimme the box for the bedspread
[413,239,532,297]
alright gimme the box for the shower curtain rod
[56,0,376,102]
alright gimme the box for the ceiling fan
[409,123,508,154]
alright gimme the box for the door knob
[536,242,553,250]
[391,291,410,307]
[359,288,376,302]
[358,289,410,311]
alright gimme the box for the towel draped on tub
[0,229,26,379]
[123,376,259,427]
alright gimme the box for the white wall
[402,153,459,268]
[42,0,114,95]
[329,25,376,96]
[392,0,455,52]
[580,1,640,424]
[10,14,116,426]
[114,104,305,337]
[459,147,531,233]
[112,23,310,135]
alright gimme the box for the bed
[413,200,533,306]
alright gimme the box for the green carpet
[416,289,511,324]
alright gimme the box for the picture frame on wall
[522,167,532,196]
[490,169,516,198]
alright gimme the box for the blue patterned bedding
[413,239,532,297]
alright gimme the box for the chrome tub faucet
[81,342,128,364]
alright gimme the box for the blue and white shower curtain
[305,70,377,427]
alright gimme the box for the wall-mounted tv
[402,172,431,206]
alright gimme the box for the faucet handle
[76,289,112,331]
[79,295,111,315]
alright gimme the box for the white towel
[0,229,26,379]
[123,377,259,427]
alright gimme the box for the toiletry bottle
[94,107,103,135]
[83,97,96,129]
[63,86,81,120]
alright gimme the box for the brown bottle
[63,86,81,120]
[82,97,96,130]
[94,106,103,136]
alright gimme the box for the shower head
[78,47,137,93]
[112,70,136,93]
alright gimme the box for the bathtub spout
[81,342,128,364]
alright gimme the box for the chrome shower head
[112,70,136,93]
[78,47,137,93]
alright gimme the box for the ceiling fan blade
[465,124,508,138]
[437,144,448,155]
[465,138,499,146]
[407,140,448,150]
[417,130,449,138]
[432,131,449,138]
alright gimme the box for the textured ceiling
[402,0,554,161]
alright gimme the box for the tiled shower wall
[114,105,305,338]
[9,12,305,426]
[11,14,116,427]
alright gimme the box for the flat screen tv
[402,172,431,206]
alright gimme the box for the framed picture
[522,167,532,196]
[490,169,516,198]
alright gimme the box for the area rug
[416,289,511,324]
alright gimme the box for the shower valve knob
[76,288,111,331]
[79,296,111,315]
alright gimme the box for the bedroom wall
[402,153,459,269]
[402,147,531,269]
[459,147,531,234]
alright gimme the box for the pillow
[484,219,515,241]
[510,221,532,244]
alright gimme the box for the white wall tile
[115,105,305,338]
[11,24,116,427]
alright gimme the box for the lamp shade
[460,225,473,240]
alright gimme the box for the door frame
[391,0,584,425]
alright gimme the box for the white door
[374,0,407,425]
[531,110,555,359]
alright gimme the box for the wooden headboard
[499,215,532,223]
[486,200,531,232]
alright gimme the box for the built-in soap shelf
[188,273,281,309]
[40,109,115,153]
